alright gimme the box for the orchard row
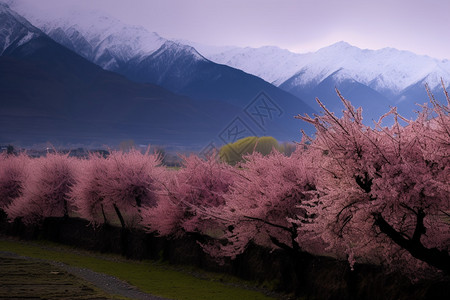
[1,88,449,277]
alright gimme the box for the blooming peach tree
[6,153,78,224]
[296,85,450,274]
[0,153,30,214]
[201,149,319,260]
[70,149,165,228]
[141,154,235,238]
[69,153,109,226]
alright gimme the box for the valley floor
[0,250,168,300]
[0,236,276,300]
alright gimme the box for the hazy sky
[8,0,450,59]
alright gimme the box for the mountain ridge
[1,3,315,148]
[8,1,317,135]
[193,40,450,119]
[8,0,450,102]
[7,0,450,137]
[199,40,450,94]
[0,3,241,148]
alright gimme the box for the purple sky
[8,0,450,59]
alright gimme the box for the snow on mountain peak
[0,2,41,54]
[156,40,206,61]
[0,2,37,30]
[7,2,166,68]
[195,44,312,85]
[194,40,450,95]
[317,41,354,52]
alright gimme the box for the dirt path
[0,251,170,300]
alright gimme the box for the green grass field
[0,237,276,300]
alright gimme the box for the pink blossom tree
[141,154,235,238]
[69,154,110,226]
[0,153,30,214]
[201,149,319,260]
[6,153,79,224]
[296,85,450,274]
[71,149,165,229]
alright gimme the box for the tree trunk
[373,212,450,274]
[101,204,108,224]
[113,204,126,229]
[63,198,69,219]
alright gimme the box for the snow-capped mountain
[1,2,316,146]
[193,40,450,119]
[121,40,209,90]
[0,2,242,147]
[0,2,41,55]
[283,42,449,95]
[9,0,449,102]
[7,0,211,73]
[187,42,310,86]
[9,0,448,124]
[8,1,314,113]
[8,4,167,70]
[198,41,450,96]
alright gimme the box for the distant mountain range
[14,0,450,120]
[15,6,313,113]
[2,1,449,148]
[1,3,315,148]
[195,41,450,120]
[0,3,234,148]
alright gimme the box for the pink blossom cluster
[141,154,235,237]
[69,149,165,228]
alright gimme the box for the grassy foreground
[0,238,275,300]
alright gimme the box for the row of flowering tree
[0,85,448,277]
